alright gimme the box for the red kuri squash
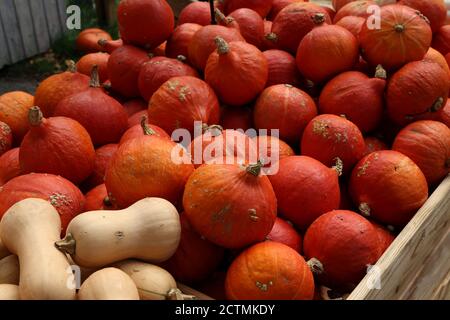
[178,1,212,26]
[0,148,20,186]
[263,49,301,87]
[76,52,110,83]
[84,184,117,211]
[120,115,169,146]
[223,0,274,18]
[0,91,34,143]
[266,217,302,252]
[76,28,112,53]
[363,136,388,156]
[335,15,365,39]
[333,0,376,23]
[98,38,124,54]
[122,99,147,117]
[370,221,395,254]
[399,0,447,32]
[220,106,254,131]
[432,25,450,56]
[82,144,118,190]
[228,8,265,48]
[268,0,305,20]
[166,23,202,61]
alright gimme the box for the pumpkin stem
[89,65,101,88]
[148,52,155,59]
[265,32,278,42]
[140,115,155,136]
[65,60,77,72]
[246,161,263,176]
[284,84,293,88]
[214,37,230,55]
[103,196,113,207]
[332,157,344,177]
[394,24,405,33]
[359,202,371,217]
[431,97,445,112]
[54,233,76,256]
[167,288,198,300]
[374,65,387,79]
[28,106,44,127]
[98,38,108,47]
[214,8,226,24]
[312,13,326,25]
[307,258,324,276]
[177,55,187,63]
[203,124,224,137]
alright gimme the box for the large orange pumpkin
[0,91,34,143]
[296,25,359,84]
[423,47,450,79]
[76,28,112,53]
[303,210,381,289]
[98,38,124,54]
[166,23,202,61]
[349,150,429,226]
[19,107,96,185]
[399,0,447,32]
[225,241,315,300]
[359,4,432,70]
[34,63,90,116]
[76,52,110,83]
[0,148,20,186]
[119,116,169,146]
[263,49,301,87]
[318,67,386,133]
[178,1,211,26]
[266,217,302,252]
[268,156,341,230]
[393,120,450,185]
[105,135,194,208]
[205,38,268,106]
[117,0,174,49]
[332,0,354,11]
[386,60,450,126]
[269,2,331,54]
[333,0,376,23]
[82,144,118,191]
[252,135,295,170]
[183,163,277,249]
[254,84,317,144]
[229,8,265,48]
[0,173,85,234]
[161,214,224,284]
[148,76,220,135]
[335,16,365,39]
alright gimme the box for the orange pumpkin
[266,217,302,252]
[303,210,381,289]
[183,163,277,249]
[127,110,148,128]
[225,242,315,300]
[178,1,211,26]
[166,23,202,61]
[0,148,20,186]
[105,135,194,208]
[252,135,295,170]
[432,25,450,56]
[370,221,395,255]
[0,91,34,142]
[439,99,450,127]
[393,120,450,185]
[335,16,365,39]
[122,99,147,117]
[76,52,110,83]
[423,47,450,79]
[119,116,169,146]
[228,8,265,48]
[349,150,428,226]
[220,106,254,131]
[364,136,388,156]
[83,144,118,191]
[84,184,117,211]
[76,28,112,53]
[223,0,274,18]
[399,0,447,32]
[98,38,124,54]
[333,0,376,23]
[268,0,306,20]
[263,49,302,87]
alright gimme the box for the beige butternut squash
[115,260,195,300]
[0,284,19,300]
[0,198,76,300]
[0,255,19,285]
[0,233,10,259]
[56,198,181,268]
[77,267,140,300]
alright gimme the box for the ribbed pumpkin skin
[432,25,450,56]
[359,5,432,70]
[188,25,245,71]
[105,136,194,209]
[107,45,149,98]
[183,164,277,249]
[34,71,90,117]
[229,8,265,48]
[349,150,429,226]
[117,0,174,49]
[0,148,20,186]
[148,76,220,135]
[301,114,366,174]
[399,0,447,32]
[138,57,199,102]
[319,71,385,133]
[76,28,112,53]
[84,184,118,211]
[266,217,302,252]
[178,1,211,26]
[296,25,359,84]
[161,214,224,284]
[0,173,85,234]
[335,16,365,39]
[268,156,341,230]
[83,144,118,190]
[54,87,129,146]
[393,120,450,185]
[333,0,376,23]
[205,41,268,106]
[76,53,110,83]
[423,48,450,79]
[20,116,96,185]
[332,0,354,11]
[386,60,450,126]
[303,210,381,289]
[225,242,315,300]
[223,0,274,18]
[263,50,301,87]
[0,91,34,143]
[254,84,317,144]
[166,23,202,61]
[270,2,331,54]
[0,121,12,156]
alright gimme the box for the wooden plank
[56,0,68,34]
[348,175,450,300]
[0,0,25,64]
[43,0,64,43]
[14,0,39,58]
[0,11,12,69]
[29,0,51,53]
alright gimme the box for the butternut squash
[0,284,19,300]
[0,198,76,300]
[0,255,19,285]
[55,198,181,268]
[77,267,140,300]
[115,260,195,300]
[0,233,10,259]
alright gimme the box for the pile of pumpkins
[0,0,450,300]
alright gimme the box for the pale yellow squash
[77,267,140,300]
[56,198,181,268]
[0,255,19,285]
[0,232,10,259]
[0,284,19,300]
[0,198,76,300]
